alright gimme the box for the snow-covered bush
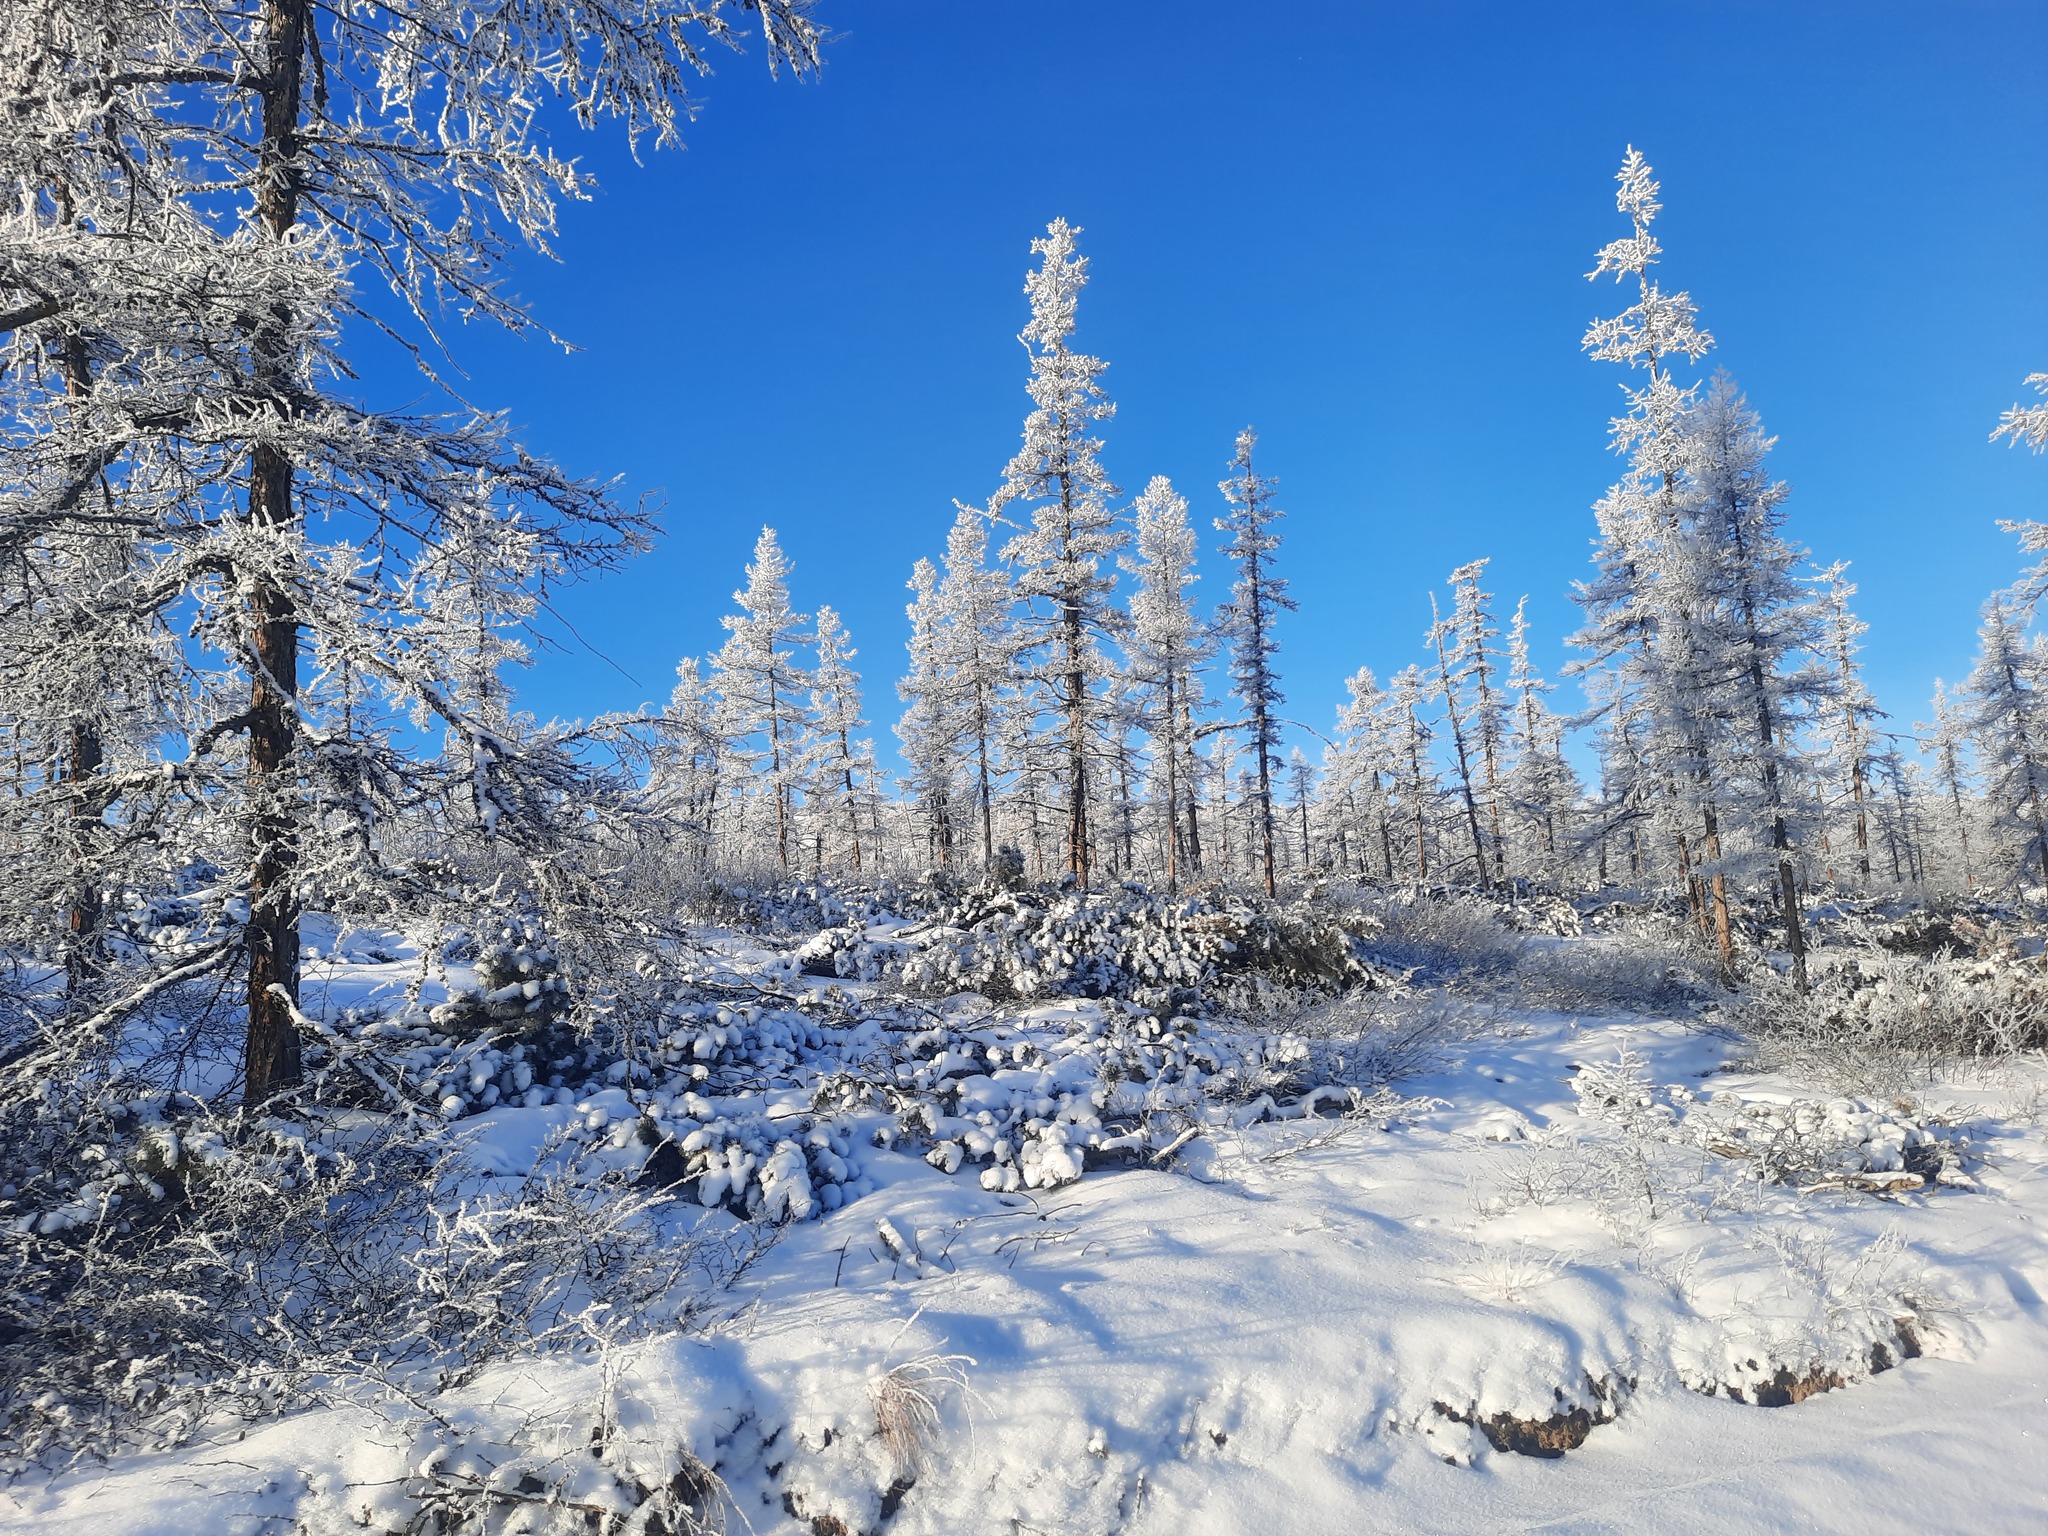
[0,1098,722,1464]
[1349,888,1522,976]
[1570,1048,1975,1194]
[431,920,572,1035]
[649,1110,870,1218]
[677,872,938,939]
[1733,933,2048,1085]
[1351,888,1704,1009]
[805,882,1390,1011]
[1673,1227,1958,1407]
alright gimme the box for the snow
[11,926,2048,1535]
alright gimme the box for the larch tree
[937,503,1017,869]
[1390,664,1438,880]
[1961,599,2048,890]
[808,604,870,872]
[1575,153,1828,984]
[1918,680,1977,891]
[1503,597,1581,883]
[1285,747,1316,877]
[712,528,812,871]
[990,219,1125,887]
[1573,149,1718,932]
[1813,562,1881,886]
[1681,373,1824,981]
[1866,740,1922,887]
[1446,559,1510,886]
[1215,428,1294,897]
[655,656,724,866]
[897,556,959,868]
[1428,588,1492,890]
[1124,475,1207,890]
[0,0,823,1101]
[1326,667,1399,881]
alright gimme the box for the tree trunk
[1850,753,1871,883]
[1703,812,1734,979]
[1063,600,1088,886]
[243,0,311,1104]
[1296,779,1311,871]
[55,330,105,1000]
[839,723,861,872]
[1179,691,1203,878]
[1253,721,1277,898]
[766,671,790,870]
[62,719,104,998]
[1430,622,1489,891]
[975,693,996,869]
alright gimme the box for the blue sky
[380,0,2046,764]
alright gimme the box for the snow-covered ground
[11,928,2048,1535]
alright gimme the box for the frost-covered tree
[1503,598,1581,883]
[1918,680,1977,891]
[1573,149,1719,923]
[712,528,812,870]
[1680,374,1825,979]
[1995,373,2048,455]
[1215,428,1295,896]
[1439,560,1509,885]
[0,0,822,1100]
[1866,740,1923,887]
[1428,588,1492,890]
[1325,667,1399,880]
[1285,746,1316,877]
[808,605,873,872]
[654,656,723,865]
[1124,476,1209,889]
[1811,563,1882,886]
[937,504,1017,869]
[990,219,1125,886]
[1575,154,1822,982]
[897,556,959,867]
[1102,673,1145,878]
[1203,730,1239,882]
[1963,598,2048,890]
[1390,664,1439,880]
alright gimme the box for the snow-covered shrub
[432,919,571,1035]
[1234,985,1474,1098]
[1733,933,2048,1086]
[809,882,1389,1012]
[1512,937,1706,1012]
[1496,891,1585,937]
[1352,888,1704,1009]
[0,1098,720,1463]
[786,923,913,983]
[905,1017,1116,1192]
[1673,1227,1961,1407]
[649,1110,870,1218]
[290,1358,737,1536]
[677,873,939,939]
[1807,895,2032,959]
[1569,1046,1675,1136]
[894,992,1442,1191]
[1570,1049,1974,1194]
[1350,888,1522,977]
[1681,1094,1974,1191]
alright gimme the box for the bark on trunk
[243,0,311,1103]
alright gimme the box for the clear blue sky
[381,0,2047,764]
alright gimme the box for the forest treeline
[657,159,2048,996]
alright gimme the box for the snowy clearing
[11,920,2048,1536]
